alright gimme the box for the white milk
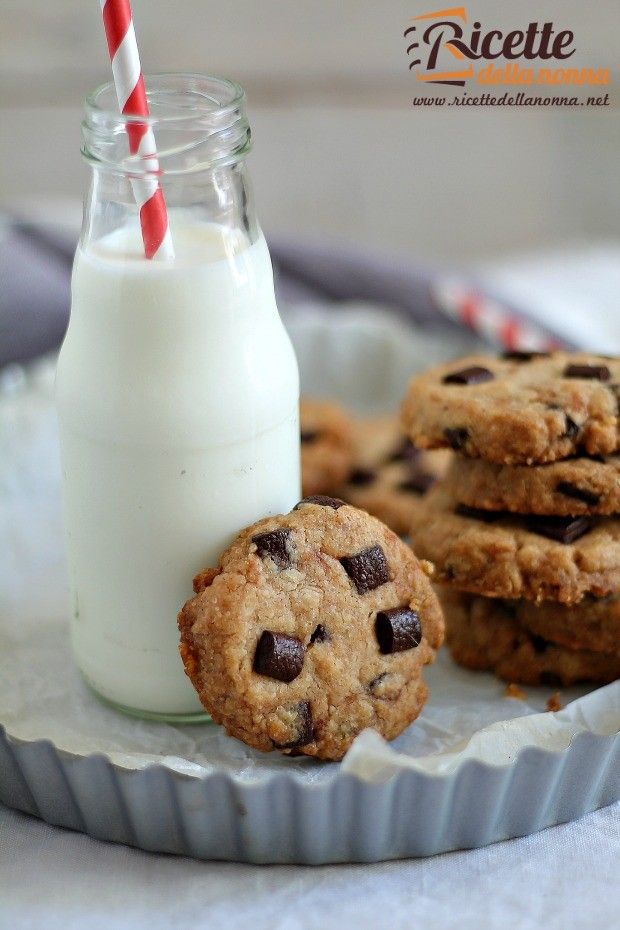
[56,221,300,715]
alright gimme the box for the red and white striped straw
[99,0,174,260]
[432,278,564,351]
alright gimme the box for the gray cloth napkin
[0,224,73,366]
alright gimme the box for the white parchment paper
[1,311,618,785]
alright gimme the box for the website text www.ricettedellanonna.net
[412,91,610,108]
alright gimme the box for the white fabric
[2,802,618,930]
[477,242,620,353]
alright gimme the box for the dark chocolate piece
[564,415,580,439]
[525,514,591,544]
[442,366,495,386]
[563,364,610,381]
[444,427,470,450]
[548,404,580,439]
[398,470,436,495]
[556,481,601,507]
[387,438,421,464]
[274,702,313,749]
[375,607,422,654]
[531,634,549,655]
[294,495,345,510]
[455,503,503,523]
[499,601,518,620]
[309,624,329,644]
[348,468,376,487]
[502,351,551,362]
[340,545,390,594]
[300,430,319,443]
[367,672,388,694]
[253,631,305,682]
[252,528,293,569]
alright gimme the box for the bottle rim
[82,73,251,177]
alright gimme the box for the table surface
[2,801,619,929]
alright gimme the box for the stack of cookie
[401,351,620,687]
[300,398,450,535]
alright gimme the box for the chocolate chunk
[375,607,422,654]
[367,672,389,694]
[444,427,469,450]
[499,601,518,620]
[348,468,376,487]
[300,429,319,443]
[253,631,305,682]
[563,364,610,381]
[340,545,390,594]
[294,495,345,510]
[526,514,591,543]
[387,438,421,464]
[252,529,293,569]
[502,351,551,362]
[564,415,580,439]
[548,404,580,440]
[309,624,329,644]
[556,481,601,507]
[274,702,313,749]
[443,366,495,386]
[531,634,549,655]
[398,470,436,495]
[540,672,562,688]
[455,503,503,523]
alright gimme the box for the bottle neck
[81,159,259,253]
[79,74,256,255]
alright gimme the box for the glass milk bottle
[56,75,300,720]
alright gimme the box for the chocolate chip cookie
[401,352,620,465]
[444,453,620,516]
[409,485,620,604]
[178,497,444,760]
[514,595,620,657]
[300,398,354,497]
[441,589,620,686]
[340,415,452,535]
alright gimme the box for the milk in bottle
[56,76,300,718]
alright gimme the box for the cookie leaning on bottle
[179,496,444,761]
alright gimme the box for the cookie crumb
[546,692,563,712]
[505,682,527,701]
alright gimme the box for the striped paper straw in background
[100,0,174,260]
[432,278,565,351]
